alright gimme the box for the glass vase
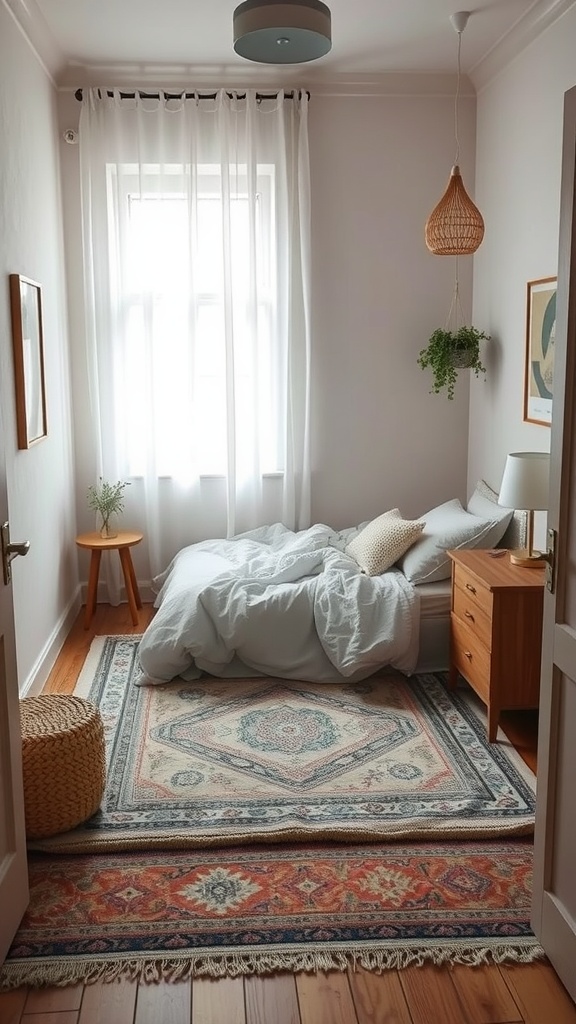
[99,513,119,539]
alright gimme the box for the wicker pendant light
[425,12,484,256]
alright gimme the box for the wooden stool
[75,530,143,629]
[20,694,106,839]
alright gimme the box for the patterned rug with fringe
[30,635,537,854]
[0,837,543,988]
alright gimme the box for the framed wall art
[523,276,557,427]
[9,274,48,449]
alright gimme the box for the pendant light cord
[446,256,466,330]
[453,29,462,165]
[446,23,465,318]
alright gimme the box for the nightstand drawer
[453,584,492,649]
[453,564,493,619]
[450,614,490,702]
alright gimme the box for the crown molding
[2,0,65,83]
[471,0,576,93]
[60,65,472,99]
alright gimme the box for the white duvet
[136,523,420,685]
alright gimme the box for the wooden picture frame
[523,276,557,426]
[9,274,47,449]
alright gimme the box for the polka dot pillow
[345,509,425,576]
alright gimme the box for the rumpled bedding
[136,522,420,685]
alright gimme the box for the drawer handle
[465,583,477,595]
[464,611,475,621]
[463,651,473,660]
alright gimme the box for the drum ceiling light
[233,0,332,64]
[425,11,484,256]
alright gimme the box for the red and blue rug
[0,837,542,988]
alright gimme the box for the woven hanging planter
[425,165,485,256]
[448,346,476,368]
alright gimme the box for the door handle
[1,521,30,585]
[545,527,556,593]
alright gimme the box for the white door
[531,83,576,1001]
[0,421,28,962]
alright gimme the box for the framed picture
[523,276,557,426]
[9,274,47,449]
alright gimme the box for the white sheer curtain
[79,88,311,580]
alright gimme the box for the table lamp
[498,451,550,566]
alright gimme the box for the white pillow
[467,480,514,548]
[467,478,527,550]
[346,509,425,576]
[397,498,500,584]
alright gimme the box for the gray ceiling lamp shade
[233,0,332,64]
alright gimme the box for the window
[106,163,282,480]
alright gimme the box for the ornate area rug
[31,636,536,854]
[0,838,543,988]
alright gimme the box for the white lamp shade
[498,452,550,511]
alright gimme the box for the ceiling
[6,0,564,89]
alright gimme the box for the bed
[135,481,524,687]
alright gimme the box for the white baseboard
[20,579,154,697]
[20,587,83,697]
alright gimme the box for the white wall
[309,89,478,527]
[470,10,576,544]
[0,1,79,693]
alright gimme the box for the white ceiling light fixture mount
[233,0,332,65]
[425,10,485,256]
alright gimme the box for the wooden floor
[1,602,575,1024]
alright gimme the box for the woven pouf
[20,694,106,839]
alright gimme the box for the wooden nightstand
[447,548,545,742]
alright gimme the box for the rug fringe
[0,941,546,990]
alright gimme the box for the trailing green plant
[87,478,130,533]
[417,325,489,400]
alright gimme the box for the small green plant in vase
[417,325,489,400]
[87,478,130,538]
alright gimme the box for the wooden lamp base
[509,548,546,568]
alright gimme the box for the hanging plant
[417,325,489,400]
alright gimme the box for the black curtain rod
[74,88,309,102]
